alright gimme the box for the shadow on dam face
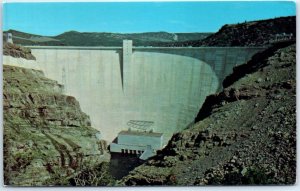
[16,46,264,144]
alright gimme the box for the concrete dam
[3,41,264,143]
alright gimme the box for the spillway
[3,42,264,143]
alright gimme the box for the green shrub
[69,162,115,186]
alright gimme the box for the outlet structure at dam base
[3,41,265,144]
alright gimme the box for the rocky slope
[167,16,296,47]
[3,42,36,60]
[3,64,109,185]
[121,42,296,185]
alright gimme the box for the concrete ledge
[25,46,123,50]
[24,46,266,50]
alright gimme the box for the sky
[2,1,296,36]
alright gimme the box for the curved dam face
[15,45,263,143]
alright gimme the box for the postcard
[2,0,296,186]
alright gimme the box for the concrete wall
[110,142,147,153]
[6,46,264,143]
[3,55,40,70]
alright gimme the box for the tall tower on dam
[122,40,132,90]
[4,42,265,143]
[4,33,13,44]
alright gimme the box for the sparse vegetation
[69,163,116,186]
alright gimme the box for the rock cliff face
[198,16,296,47]
[3,42,36,60]
[3,64,109,185]
[121,42,296,185]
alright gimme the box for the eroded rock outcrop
[3,42,36,60]
[121,43,296,185]
[3,65,109,186]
